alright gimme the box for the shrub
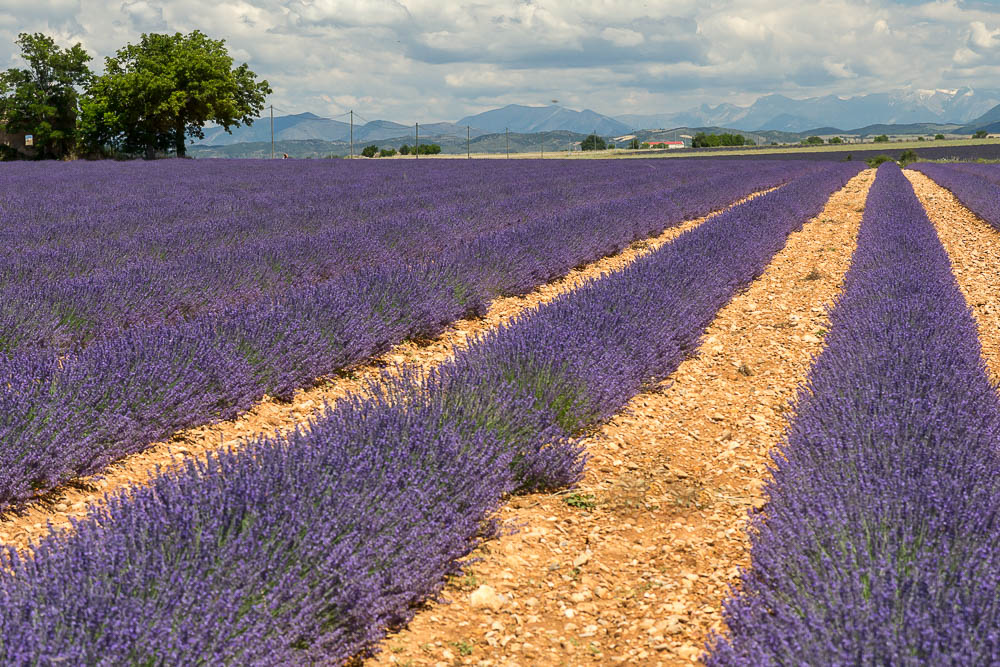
[865,154,894,168]
[361,145,378,158]
[379,148,396,157]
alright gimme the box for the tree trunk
[145,144,156,160]
[175,119,186,158]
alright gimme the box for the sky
[1,0,999,122]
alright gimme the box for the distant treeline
[692,132,753,148]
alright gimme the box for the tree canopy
[691,132,747,148]
[0,33,93,159]
[581,134,607,151]
[82,31,271,158]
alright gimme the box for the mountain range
[192,88,1000,149]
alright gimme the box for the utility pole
[467,125,470,159]
[506,127,509,159]
[415,122,419,159]
[270,104,274,159]
[349,110,353,160]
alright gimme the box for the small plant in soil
[563,492,597,509]
[450,640,474,656]
[804,267,823,281]
[737,363,754,376]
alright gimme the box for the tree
[82,31,271,158]
[935,134,945,140]
[399,144,411,155]
[803,136,824,145]
[974,129,988,139]
[0,33,93,159]
[379,148,397,157]
[873,134,889,143]
[629,138,640,150]
[828,136,843,144]
[581,134,607,150]
[361,144,378,158]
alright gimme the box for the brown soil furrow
[904,170,1000,383]
[0,189,778,552]
[368,169,875,667]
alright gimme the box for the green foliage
[81,30,271,158]
[640,142,651,149]
[379,147,396,157]
[828,136,843,144]
[692,132,747,148]
[898,149,918,165]
[873,134,890,143]
[974,129,989,138]
[865,154,895,168]
[629,138,640,150]
[398,144,410,155]
[803,136,824,145]
[415,143,441,155]
[0,33,93,159]
[360,144,378,158]
[563,493,597,509]
[935,133,945,140]
[581,134,607,151]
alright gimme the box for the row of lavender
[910,162,1000,231]
[709,163,1000,664]
[0,164,863,664]
[0,159,808,508]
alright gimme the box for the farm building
[0,126,33,158]
[648,140,685,149]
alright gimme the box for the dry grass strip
[368,169,876,667]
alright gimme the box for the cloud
[0,0,998,121]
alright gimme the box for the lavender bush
[0,159,812,507]
[0,164,861,664]
[910,162,1000,231]
[708,162,1000,664]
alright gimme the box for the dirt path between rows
[0,190,781,552]
[904,170,1000,382]
[368,169,876,667]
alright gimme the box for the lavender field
[3,157,1000,665]
[0,161,860,663]
[0,158,804,507]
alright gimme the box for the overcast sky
[1,0,999,121]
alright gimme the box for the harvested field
[368,169,875,666]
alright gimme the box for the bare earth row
[367,168,1000,667]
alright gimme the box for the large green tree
[0,33,93,159]
[83,31,270,158]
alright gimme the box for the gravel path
[0,190,777,552]
[904,169,1000,383]
[367,169,876,667]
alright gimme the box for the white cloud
[0,0,997,121]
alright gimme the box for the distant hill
[616,88,1000,133]
[456,104,630,136]
[189,129,591,159]
[192,113,490,146]
[960,103,1000,134]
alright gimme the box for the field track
[905,170,1000,383]
[367,169,876,666]
[0,188,778,552]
